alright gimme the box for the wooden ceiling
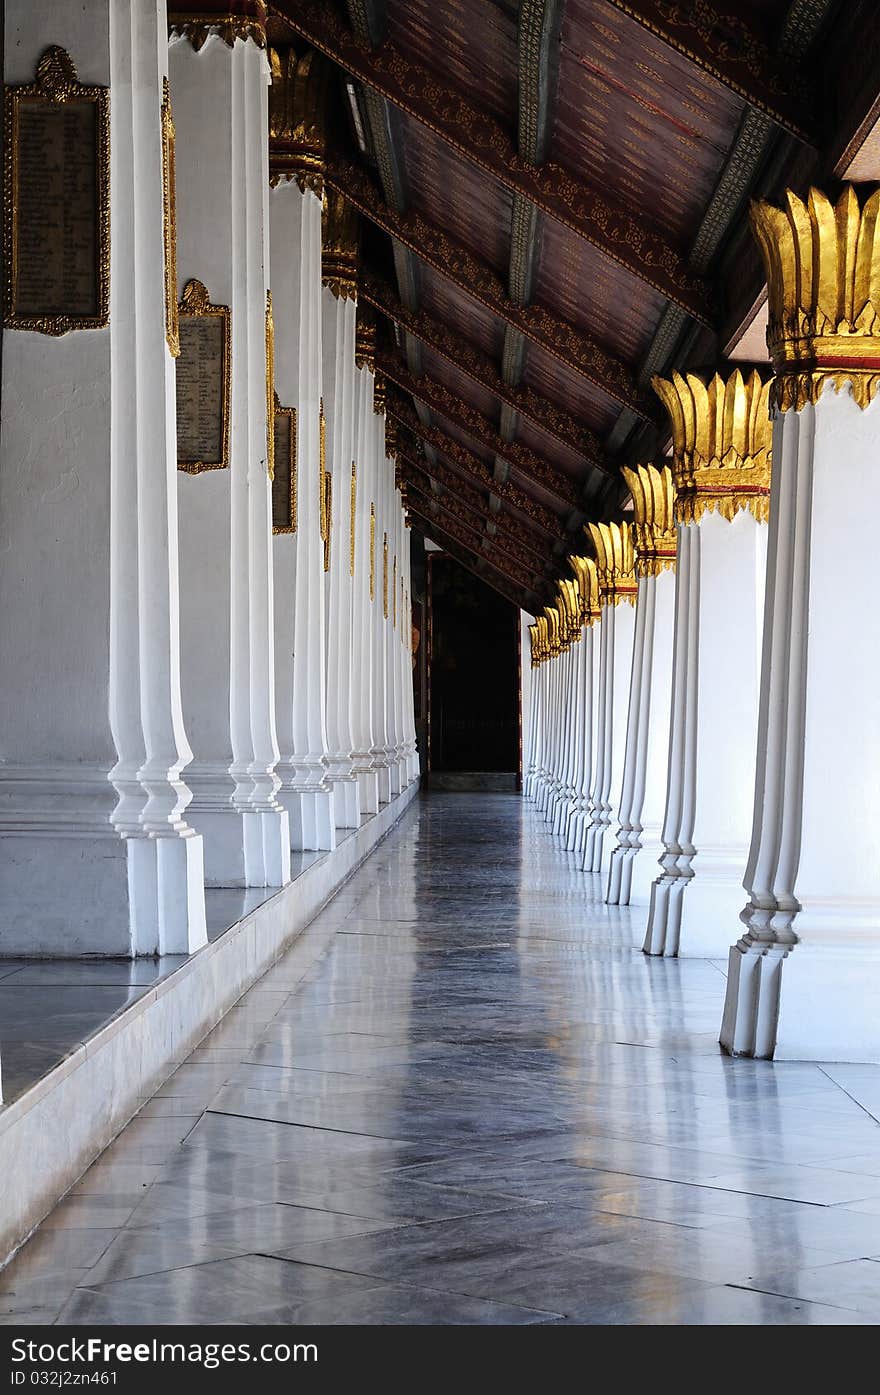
[269,0,880,611]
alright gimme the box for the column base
[723,922,880,1063]
[606,830,664,907]
[284,789,337,852]
[643,866,690,956]
[0,831,207,957]
[376,764,393,806]
[248,808,291,888]
[329,776,361,831]
[357,769,380,815]
[583,813,612,875]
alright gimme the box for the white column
[401,523,420,782]
[0,0,206,954]
[722,186,880,1061]
[583,524,637,878]
[521,614,537,798]
[350,360,380,813]
[171,28,289,886]
[644,370,769,957]
[268,177,335,851]
[321,285,361,829]
[606,465,677,907]
[370,438,393,804]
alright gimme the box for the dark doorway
[427,554,519,789]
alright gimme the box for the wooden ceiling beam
[361,269,606,464]
[407,503,544,610]
[603,0,815,144]
[329,160,655,421]
[399,455,552,570]
[271,0,713,321]
[387,389,568,545]
[378,350,582,511]
[403,476,549,581]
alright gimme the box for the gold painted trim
[383,532,389,618]
[349,460,357,578]
[4,47,110,334]
[265,289,274,479]
[369,503,375,601]
[176,277,231,474]
[323,469,332,573]
[161,79,180,357]
[392,556,397,628]
[272,393,297,534]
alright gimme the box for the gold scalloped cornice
[268,45,327,193]
[621,463,677,576]
[587,522,637,606]
[652,369,772,525]
[569,554,601,627]
[750,185,880,414]
[169,5,267,52]
[321,188,359,300]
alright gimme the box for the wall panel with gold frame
[272,395,297,533]
[176,277,231,474]
[4,46,110,333]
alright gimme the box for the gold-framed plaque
[265,290,275,479]
[272,393,297,534]
[369,503,376,601]
[4,46,110,333]
[161,78,179,357]
[349,461,357,578]
[323,470,332,573]
[176,277,231,474]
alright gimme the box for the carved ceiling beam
[361,270,607,465]
[408,502,545,610]
[328,160,653,420]
[378,349,582,510]
[602,0,815,144]
[399,454,552,569]
[403,476,549,580]
[270,0,713,321]
[387,389,567,545]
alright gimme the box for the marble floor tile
[7,792,880,1326]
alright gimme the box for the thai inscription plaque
[4,46,110,332]
[272,398,297,534]
[176,278,230,473]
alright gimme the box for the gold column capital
[268,44,328,193]
[322,189,359,301]
[586,521,637,606]
[542,604,562,658]
[750,185,880,412]
[620,463,677,576]
[569,554,601,626]
[355,308,376,372]
[652,369,772,525]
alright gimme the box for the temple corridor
[4,794,880,1326]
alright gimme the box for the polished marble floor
[3,793,880,1325]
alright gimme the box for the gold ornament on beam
[621,463,677,576]
[267,44,328,193]
[652,369,772,526]
[587,522,638,606]
[750,184,880,413]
